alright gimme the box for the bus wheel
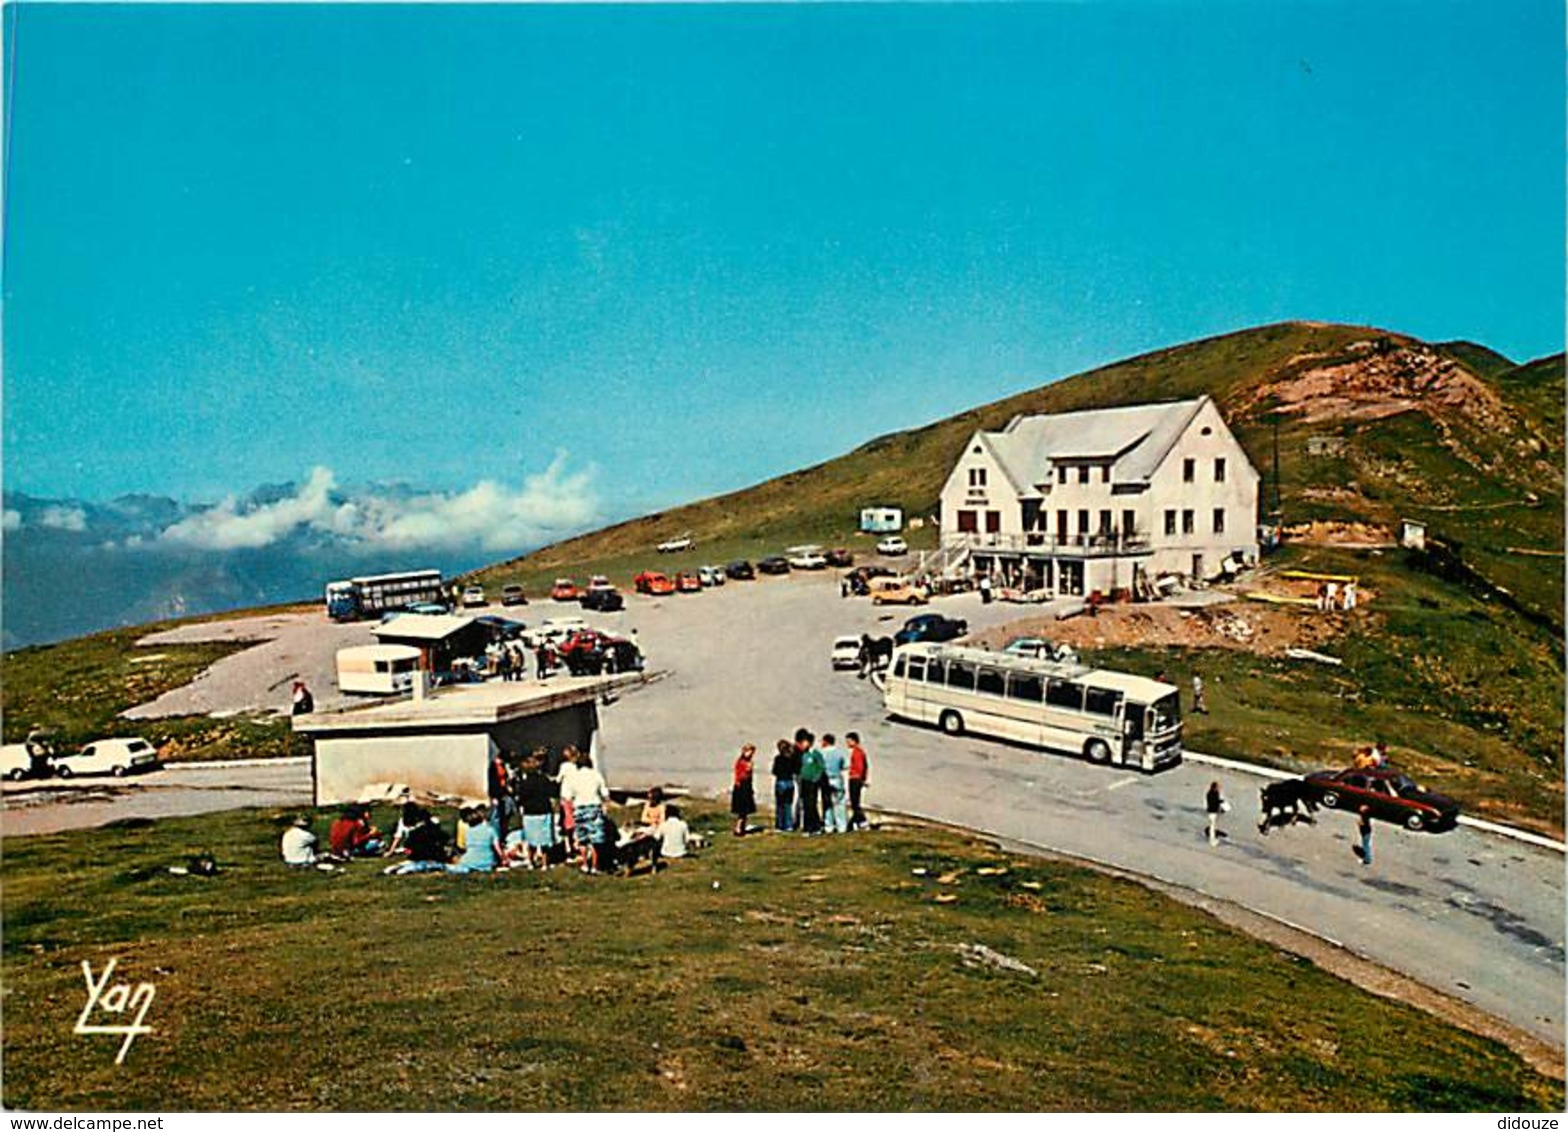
[1085,739,1111,764]
[939,711,964,737]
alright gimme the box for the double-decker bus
[324,569,445,622]
[881,642,1182,773]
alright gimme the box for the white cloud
[38,506,87,532]
[2,510,20,532]
[156,458,598,553]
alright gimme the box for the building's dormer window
[1077,466,1090,485]
[1057,465,1068,485]
[968,467,987,488]
[1101,464,1111,484]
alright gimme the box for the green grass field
[1,802,1559,1112]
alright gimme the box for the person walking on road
[1354,806,1374,865]
[1205,781,1226,846]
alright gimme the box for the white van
[337,644,423,695]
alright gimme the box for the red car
[551,578,581,602]
[633,570,676,596]
[676,572,703,593]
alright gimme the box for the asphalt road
[5,568,1563,1053]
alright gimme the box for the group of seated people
[279,752,693,877]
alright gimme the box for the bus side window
[1045,680,1083,710]
[946,661,976,691]
[926,659,946,685]
[1008,674,1044,703]
[893,657,907,679]
[907,657,926,682]
[976,668,1005,697]
[1084,687,1122,717]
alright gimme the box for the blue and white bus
[325,569,445,621]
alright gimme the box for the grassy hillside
[2,802,1558,1111]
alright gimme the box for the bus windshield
[1149,693,1181,733]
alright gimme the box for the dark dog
[1258,779,1319,834]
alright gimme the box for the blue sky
[3,2,1562,537]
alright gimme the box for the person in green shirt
[797,728,825,835]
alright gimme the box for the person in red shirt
[846,732,870,831]
[328,805,383,858]
[731,744,757,837]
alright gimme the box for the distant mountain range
[1,466,602,649]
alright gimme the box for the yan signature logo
[75,958,156,1064]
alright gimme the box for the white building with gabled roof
[938,395,1260,597]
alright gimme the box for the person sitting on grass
[281,815,321,867]
[447,807,504,873]
[386,807,454,875]
[638,786,668,836]
[386,799,425,856]
[328,805,384,859]
[658,804,691,861]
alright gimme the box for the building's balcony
[942,531,1152,557]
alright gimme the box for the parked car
[845,565,898,595]
[697,565,718,587]
[634,571,677,596]
[657,535,693,553]
[877,535,909,556]
[558,629,641,675]
[676,572,703,593]
[580,588,625,613]
[473,615,528,642]
[869,576,929,606]
[1,743,34,781]
[1299,766,1461,832]
[830,635,864,670]
[1004,637,1056,659]
[786,545,829,570]
[893,613,968,646]
[551,578,581,602]
[725,560,756,581]
[461,585,487,608]
[706,565,726,586]
[53,737,162,778]
[406,601,449,616]
[586,575,614,593]
[825,548,854,567]
[501,584,528,607]
[529,616,588,646]
[757,556,791,576]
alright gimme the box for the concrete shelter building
[938,395,1260,596]
[295,673,641,806]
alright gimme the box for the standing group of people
[759,729,871,836]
